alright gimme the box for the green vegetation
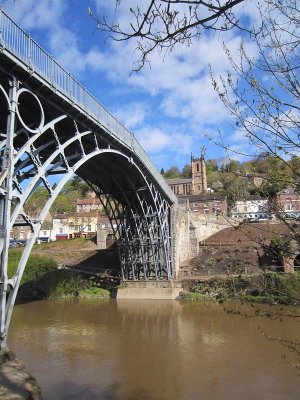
[37,270,87,300]
[78,287,110,298]
[182,272,300,306]
[8,248,111,302]
[24,176,90,216]
[180,292,211,301]
[8,249,57,283]
[162,154,300,207]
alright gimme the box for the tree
[212,0,300,194]
[89,0,245,70]
[181,164,192,178]
[226,159,241,173]
[164,165,181,178]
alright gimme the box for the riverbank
[9,241,300,305]
[0,349,42,400]
[180,272,300,305]
[13,258,300,306]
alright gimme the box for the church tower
[191,151,207,195]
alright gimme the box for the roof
[277,187,296,195]
[77,198,102,205]
[236,195,268,202]
[67,211,99,218]
[178,194,226,202]
[165,178,192,185]
[53,214,68,220]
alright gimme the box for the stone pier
[171,203,231,277]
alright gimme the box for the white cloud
[1,0,264,167]
[1,0,66,30]
[135,126,172,153]
[1,0,106,75]
[113,102,149,130]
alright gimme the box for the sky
[0,0,261,172]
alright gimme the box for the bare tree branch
[89,0,247,70]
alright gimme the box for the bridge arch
[0,9,177,348]
[0,78,173,348]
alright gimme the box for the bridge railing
[0,8,176,203]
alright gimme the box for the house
[68,211,99,238]
[36,221,52,243]
[230,196,269,221]
[179,194,227,216]
[76,197,103,213]
[52,214,69,240]
[276,188,300,219]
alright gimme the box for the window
[197,163,199,172]
[43,231,47,235]
[87,225,91,231]
[285,204,292,211]
[59,228,63,233]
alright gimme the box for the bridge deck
[0,8,176,204]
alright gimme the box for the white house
[230,196,269,222]
[52,214,69,240]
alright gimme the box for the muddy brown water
[8,299,300,400]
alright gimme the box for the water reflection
[9,300,300,400]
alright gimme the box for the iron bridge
[0,10,177,348]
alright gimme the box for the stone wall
[171,204,231,277]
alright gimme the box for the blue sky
[0,0,261,171]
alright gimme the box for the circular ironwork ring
[16,88,44,133]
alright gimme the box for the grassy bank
[8,249,110,302]
[181,272,300,305]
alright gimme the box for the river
[8,299,300,400]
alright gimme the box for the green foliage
[180,292,211,301]
[8,249,57,283]
[79,286,110,298]
[164,166,181,179]
[162,153,297,198]
[183,273,300,305]
[8,249,112,301]
[39,270,85,300]
[24,187,49,214]
[51,177,90,214]
[266,236,289,261]
[264,272,300,305]
[181,164,192,178]
[225,159,241,173]
[69,176,90,196]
